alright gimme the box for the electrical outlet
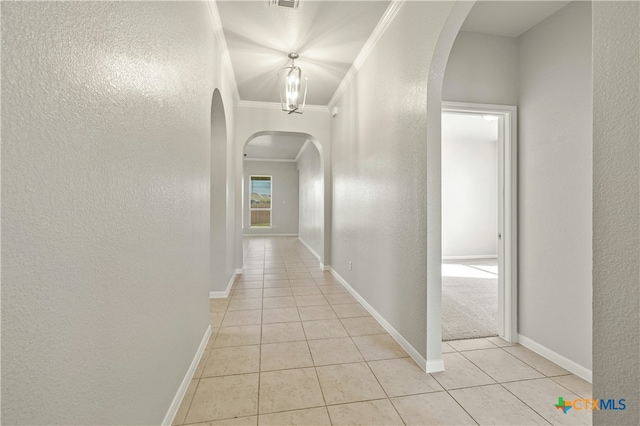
[349,261,352,271]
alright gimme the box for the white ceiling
[221,1,570,160]
[461,1,571,37]
[216,0,571,108]
[442,113,498,143]
[244,133,309,160]
[216,0,390,105]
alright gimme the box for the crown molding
[294,139,312,162]
[328,0,406,109]
[208,1,241,104]
[244,157,297,163]
[237,100,329,113]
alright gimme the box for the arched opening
[427,1,594,381]
[424,2,475,372]
[241,131,326,267]
[210,89,230,293]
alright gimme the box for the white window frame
[249,175,273,228]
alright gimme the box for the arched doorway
[424,2,476,372]
[241,131,326,267]
[210,89,231,294]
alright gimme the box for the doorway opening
[241,131,326,267]
[441,102,518,344]
[441,110,499,341]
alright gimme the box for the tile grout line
[456,345,553,425]
[359,344,407,425]
[498,382,554,425]
[434,343,496,425]
[297,300,332,422]
[236,240,581,425]
[255,250,265,421]
[423,353,481,426]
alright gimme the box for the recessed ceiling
[216,0,391,105]
[461,1,571,37]
[244,133,309,160]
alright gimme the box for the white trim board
[294,139,312,163]
[298,237,321,261]
[244,158,296,163]
[441,101,519,345]
[242,233,299,237]
[328,0,406,108]
[237,100,329,113]
[162,325,211,426]
[210,271,236,299]
[328,267,436,372]
[442,255,498,260]
[206,1,240,104]
[518,334,592,383]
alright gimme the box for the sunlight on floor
[442,263,497,279]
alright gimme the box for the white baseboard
[518,334,592,383]
[442,255,498,260]
[329,267,427,371]
[426,359,445,373]
[236,269,243,275]
[242,233,299,237]
[320,263,330,271]
[163,325,211,426]
[209,271,236,299]
[298,237,321,261]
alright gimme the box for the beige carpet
[442,259,498,341]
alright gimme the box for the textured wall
[443,31,519,106]
[1,1,231,423]
[442,114,498,258]
[592,1,640,424]
[517,1,593,371]
[331,1,456,360]
[297,143,324,258]
[243,161,299,235]
[210,90,230,292]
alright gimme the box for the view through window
[250,176,272,227]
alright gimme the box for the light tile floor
[174,237,592,426]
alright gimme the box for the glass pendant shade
[278,54,307,114]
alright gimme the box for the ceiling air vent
[268,0,302,9]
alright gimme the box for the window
[250,176,272,227]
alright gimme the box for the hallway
[173,237,592,426]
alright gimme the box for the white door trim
[441,101,518,343]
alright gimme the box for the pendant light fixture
[278,53,307,114]
[268,0,302,9]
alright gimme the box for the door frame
[442,101,518,343]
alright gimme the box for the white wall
[210,91,234,293]
[297,143,324,259]
[443,31,518,106]
[592,2,639,424]
[331,1,457,363]
[1,1,236,423]
[518,1,592,371]
[243,161,299,235]
[442,113,498,258]
[235,105,330,263]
